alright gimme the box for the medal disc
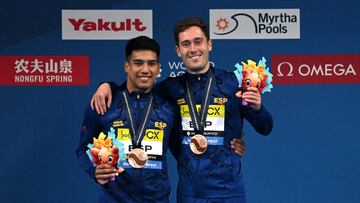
[189,134,208,155]
[128,148,148,168]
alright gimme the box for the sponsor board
[210,9,300,39]
[0,56,89,86]
[62,10,152,40]
[272,54,360,84]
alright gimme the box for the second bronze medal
[189,134,208,155]
[185,69,214,155]
[128,148,148,168]
[123,91,153,168]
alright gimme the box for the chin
[138,85,152,91]
[188,66,206,73]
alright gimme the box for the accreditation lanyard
[122,90,154,148]
[185,69,215,134]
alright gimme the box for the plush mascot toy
[234,57,273,105]
[87,127,126,179]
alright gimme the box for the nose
[190,42,196,52]
[140,63,150,74]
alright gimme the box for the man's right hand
[95,164,118,185]
[230,131,246,156]
[90,83,112,115]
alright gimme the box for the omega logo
[276,62,356,77]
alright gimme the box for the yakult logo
[210,9,300,39]
[62,10,152,40]
[68,18,146,32]
[272,55,360,84]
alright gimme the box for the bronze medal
[185,69,214,155]
[128,148,148,168]
[190,134,208,155]
[122,91,153,169]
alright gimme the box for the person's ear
[124,61,130,73]
[208,39,213,52]
[176,46,181,57]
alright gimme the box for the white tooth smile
[139,76,150,80]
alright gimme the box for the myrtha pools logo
[209,9,300,39]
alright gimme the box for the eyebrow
[180,37,204,44]
[131,59,158,63]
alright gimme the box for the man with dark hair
[91,17,271,202]
[77,36,180,202]
[173,17,209,46]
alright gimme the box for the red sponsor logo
[68,18,146,32]
[272,54,360,84]
[0,56,89,86]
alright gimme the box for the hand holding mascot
[234,57,273,107]
[87,128,126,180]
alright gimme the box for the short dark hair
[173,17,210,46]
[125,36,160,61]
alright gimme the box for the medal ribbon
[122,90,154,148]
[185,69,215,134]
